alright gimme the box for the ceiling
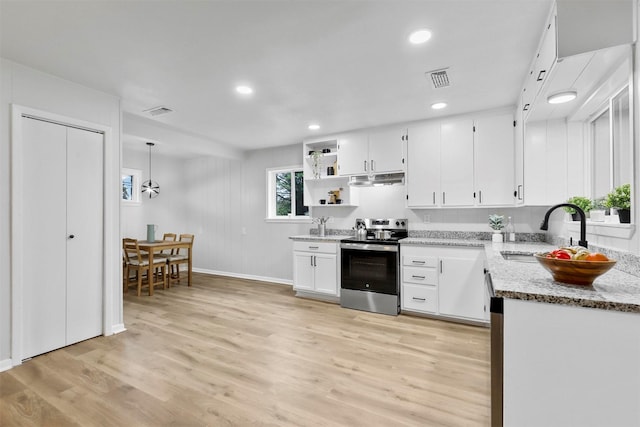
[1,0,553,155]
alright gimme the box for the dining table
[138,239,193,295]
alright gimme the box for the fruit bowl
[534,253,616,286]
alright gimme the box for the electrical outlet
[423,214,430,223]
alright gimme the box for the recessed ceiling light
[308,124,320,130]
[431,102,447,110]
[547,90,577,104]
[409,29,432,45]
[235,85,253,95]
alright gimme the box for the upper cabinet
[474,113,515,206]
[406,110,515,208]
[337,126,404,176]
[523,0,634,122]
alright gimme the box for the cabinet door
[514,104,525,205]
[313,253,338,295]
[406,122,440,207]
[368,127,404,173]
[524,119,567,205]
[337,131,368,176]
[293,252,315,291]
[534,14,557,95]
[440,119,475,206]
[474,113,515,206]
[438,253,485,321]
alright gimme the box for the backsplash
[310,227,546,242]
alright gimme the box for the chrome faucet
[540,203,588,248]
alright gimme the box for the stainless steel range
[340,218,408,316]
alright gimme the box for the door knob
[68,234,75,239]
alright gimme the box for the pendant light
[141,142,160,198]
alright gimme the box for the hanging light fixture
[141,142,160,198]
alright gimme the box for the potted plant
[563,196,592,221]
[489,214,505,243]
[590,198,607,222]
[605,183,631,223]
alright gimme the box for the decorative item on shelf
[313,216,331,237]
[141,142,160,198]
[563,196,592,221]
[322,148,331,153]
[328,188,342,204]
[590,198,607,222]
[489,214,505,243]
[604,183,631,224]
[327,166,335,176]
[319,199,326,205]
[310,151,323,179]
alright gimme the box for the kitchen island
[485,241,640,427]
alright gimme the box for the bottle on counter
[505,216,516,242]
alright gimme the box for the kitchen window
[122,168,141,206]
[266,166,309,221]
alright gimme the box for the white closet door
[66,127,103,344]
[22,118,68,359]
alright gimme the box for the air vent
[426,68,450,89]
[144,106,173,116]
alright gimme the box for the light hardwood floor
[0,273,491,426]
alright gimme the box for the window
[590,85,632,200]
[122,168,142,206]
[266,166,309,221]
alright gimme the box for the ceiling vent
[426,68,450,89]
[144,106,173,116]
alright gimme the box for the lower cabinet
[401,244,487,323]
[293,241,339,296]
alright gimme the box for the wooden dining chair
[167,234,194,287]
[155,233,177,260]
[122,238,167,296]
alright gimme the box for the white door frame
[10,104,119,366]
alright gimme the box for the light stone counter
[401,238,640,313]
[289,235,348,243]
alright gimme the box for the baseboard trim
[0,358,13,372]
[110,323,127,335]
[192,268,292,286]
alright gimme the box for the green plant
[591,197,607,210]
[563,196,592,214]
[488,214,505,231]
[604,183,631,210]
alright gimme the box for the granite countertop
[290,235,348,242]
[401,238,640,313]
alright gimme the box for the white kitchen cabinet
[440,118,475,207]
[533,13,557,97]
[337,127,404,176]
[406,121,440,207]
[293,241,339,297]
[302,139,357,207]
[523,119,567,205]
[401,245,487,322]
[503,299,640,426]
[20,117,103,360]
[473,113,515,206]
[514,104,525,205]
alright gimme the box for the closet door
[21,118,68,358]
[21,118,104,359]
[66,127,103,344]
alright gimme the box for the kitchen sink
[500,252,537,263]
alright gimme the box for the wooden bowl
[534,253,616,286]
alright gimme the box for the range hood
[348,172,405,187]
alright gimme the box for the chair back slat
[123,238,141,263]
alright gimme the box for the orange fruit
[585,252,609,262]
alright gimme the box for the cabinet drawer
[403,284,437,313]
[293,241,337,254]
[403,255,437,267]
[403,266,437,285]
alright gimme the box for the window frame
[121,168,142,206]
[265,165,310,223]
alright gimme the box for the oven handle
[340,242,398,252]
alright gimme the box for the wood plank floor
[0,273,491,426]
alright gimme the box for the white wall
[0,59,121,365]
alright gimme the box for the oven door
[340,243,398,295]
